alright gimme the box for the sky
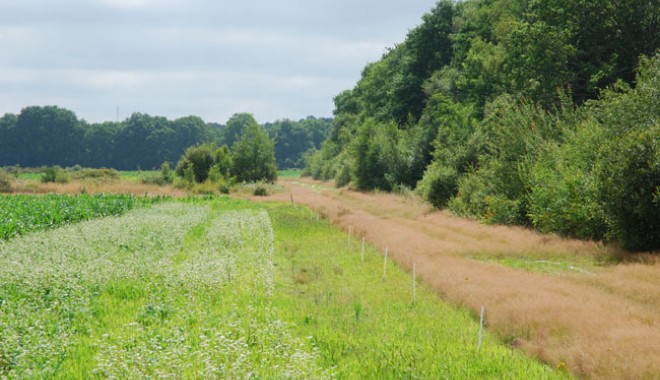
[0,0,438,124]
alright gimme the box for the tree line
[304,0,659,251]
[0,107,331,170]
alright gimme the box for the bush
[448,171,490,218]
[595,125,660,251]
[417,162,458,208]
[192,180,219,195]
[41,166,70,184]
[0,170,12,193]
[72,168,120,181]
[160,162,173,184]
[176,144,217,183]
[527,123,607,240]
[334,163,351,188]
[483,195,526,225]
[253,184,269,196]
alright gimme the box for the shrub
[334,163,351,188]
[417,162,458,208]
[448,171,490,218]
[253,184,269,196]
[0,170,12,193]
[595,125,660,251]
[527,123,607,240]
[483,195,526,225]
[176,144,216,183]
[192,180,219,195]
[41,166,70,184]
[160,162,173,183]
[72,168,120,181]
[183,166,195,189]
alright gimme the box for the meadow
[0,196,565,378]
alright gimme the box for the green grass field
[0,197,566,378]
[119,170,160,183]
[278,169,303,178]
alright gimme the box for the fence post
[478,306,485,352]
[361,238,365,262]
[413,262,417,304]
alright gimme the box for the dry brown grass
[262,177,660,380]
[10,179,188,197]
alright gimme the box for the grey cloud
[0,0,437,123]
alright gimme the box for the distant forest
[305,0,659,251]
[0,107,331,170]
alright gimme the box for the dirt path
[261,178,659,380]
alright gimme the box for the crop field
[0,194,163,240]
[0,197,565,378]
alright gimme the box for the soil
[257,177,660,380]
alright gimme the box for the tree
[14,106,83,167]
[175,143,217,183]
[220,113,259,148]
[268,119,313,169]
[595,125,659,251]
[232,122,277,183]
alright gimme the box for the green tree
[595,125,659,251]
[14,106,83,167]
[232,122,277,183]
[175,143,217,183]
[220,113,259,148]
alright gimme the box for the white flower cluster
[0,203,330,379]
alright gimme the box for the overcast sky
[0,0,438,124]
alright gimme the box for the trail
[261,178,660,380]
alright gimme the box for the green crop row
[0,193,166,240]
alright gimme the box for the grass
[278,169,303,178]
[268,203,566,378]
[119,170,160,183]
[0,197,567,378]
[466,254,599,276]
[16,172,42,181]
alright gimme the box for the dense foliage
[232,122,278,183]
[174,122,277,186]
[265,117,333,169]
[0,109,330,170]
[305,0,659,251]
[0,194,164,240]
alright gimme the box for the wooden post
[413,262,417,304]
[478,306,485,352]
[383,247,388,278]
[361,238,365,262]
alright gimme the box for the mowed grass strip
[266,203,567,379]
[0,198,567,378]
